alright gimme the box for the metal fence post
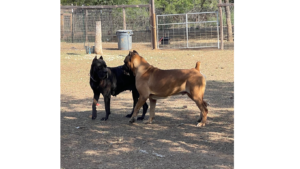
[216,11,219,49]
[186,14,188,48]
[156,14,159,49]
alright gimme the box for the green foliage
[60,0,227,27]
[155,0,219,14]
[230,9,234,25]
[61,0,149,6]
[61,0,222,15]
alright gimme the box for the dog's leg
[127,89,148,120]
[126,89,139,118]
[139,103,149,121]
[195,100,208,127]
[144,98,156,124]
[129,96,148,123]
[101,94,111,121]
[92,92,100,120]
[187,93,208,127]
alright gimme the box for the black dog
[89,56,148,121]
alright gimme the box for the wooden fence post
[218,0,224,50]
[85,9,89,43]
[123,8,126,30]
[149,1,153,49]
[95,21,103,55]
[151,0,157,49]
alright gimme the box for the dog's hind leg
[144,98,156,124]
[101,94,111,121]
[187,93,208,127]
[92,92,100,120]
[194,99,208,127]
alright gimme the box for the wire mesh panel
[187,12,219,48]
[157,14,187,49]
[156,12,219,49]
[61,6,151,49]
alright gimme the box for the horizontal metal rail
[157,11,217,17]
[157,21,218,26]
[158,44,219,49]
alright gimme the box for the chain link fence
[61,6,151,49]
[60,1,233,50]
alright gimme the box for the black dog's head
[122,50,139,76]
[90,56,108,81]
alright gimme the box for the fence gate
[156,12,219,49]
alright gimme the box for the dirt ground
[61,42,234,169]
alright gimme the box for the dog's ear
[127,52,133,62]
[94,56,97,60]
[100,56,103,60]
[133,50,138,54]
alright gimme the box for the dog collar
[90,75,98,82]
[90,73,108,82]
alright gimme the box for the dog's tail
[195,61,207,79]
[195,61,201,71]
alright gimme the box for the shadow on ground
[61,80,234,169]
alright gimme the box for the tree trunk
[225,0,233,42]
[200,0,206,10]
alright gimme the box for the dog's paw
[101,117,108,121]
[125,114,132,118]
[129,117,136,123]
[137,116,144,120]
[196,122,205,127]
[143,119,153,124]
[92,116,97,120]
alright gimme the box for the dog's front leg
[92,92,100,120]
[140,103,149,120]
[126,89,148,120]
[144,98,156,124]
[129,96,148,123]
[125,89,139,118]
[101,94,111,121]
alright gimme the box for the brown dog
[123,50,208,127]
